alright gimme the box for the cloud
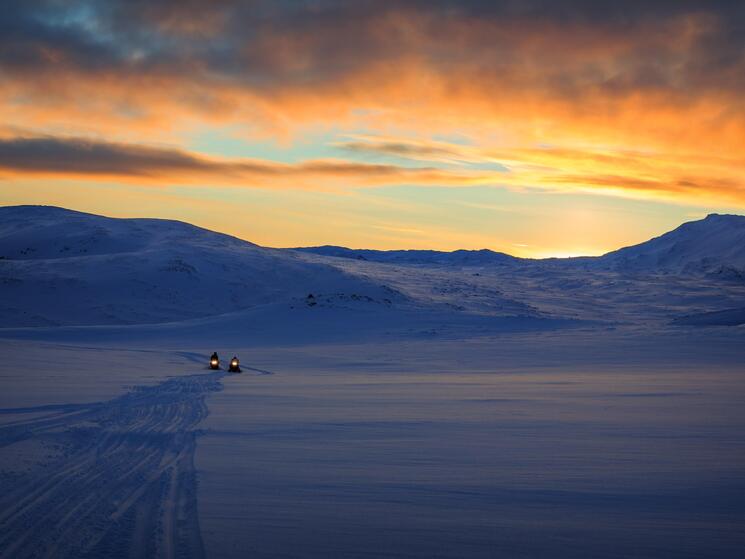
[0,135,490,189]
[1,134,742,205]
[2,2,744,136]
[332,135,745,204]
[0,1,743,206]
[0,136,214,177]
[339,139,463,163]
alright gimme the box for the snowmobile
[209,352,220,370]
[228,356,241,373]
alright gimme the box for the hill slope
[1,206,743,332]
[0,206,397,327]
[298,214,745,275]
[597,214,745,274]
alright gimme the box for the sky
[1,1,744,257]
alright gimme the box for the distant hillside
[1,205,743,332]
[294,246,520,265]
[0,206,397,327]
[299,214,745,275]
[597,214,745,274]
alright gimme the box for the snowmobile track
[0,372,223,559]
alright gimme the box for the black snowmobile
[209,352,220,370]
[228,356,241,373]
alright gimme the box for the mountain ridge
[3,206,743,269]
[596,212,745,273]
[293,245,520,265]
[296,213,745,271]
[1,205,743,329]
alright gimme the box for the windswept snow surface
[197,333,745,559]
[1,206,745,558]
[0,369,220,559]
[1,330,744,559]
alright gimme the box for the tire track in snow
[0,372,223,559]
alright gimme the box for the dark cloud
[339,141,462,161]
[0,136,216,176]
[1,2,743,208]
[1,1,743,96]
[0,135,463,186]
[1,133,743,203]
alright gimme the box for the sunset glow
[1,1,743,256]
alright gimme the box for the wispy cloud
[333,135,745,205]
[0,135,491,189]
[1,133,743,205]
[337,135,473,166]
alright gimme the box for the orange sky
[1,1,743,256]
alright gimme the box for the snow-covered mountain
[0,206,398,327]
[300,214,745,275]
[294,246,519,265]
[1,206,743,331]
[596,214,745,274]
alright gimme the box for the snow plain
[1,206,744,558]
